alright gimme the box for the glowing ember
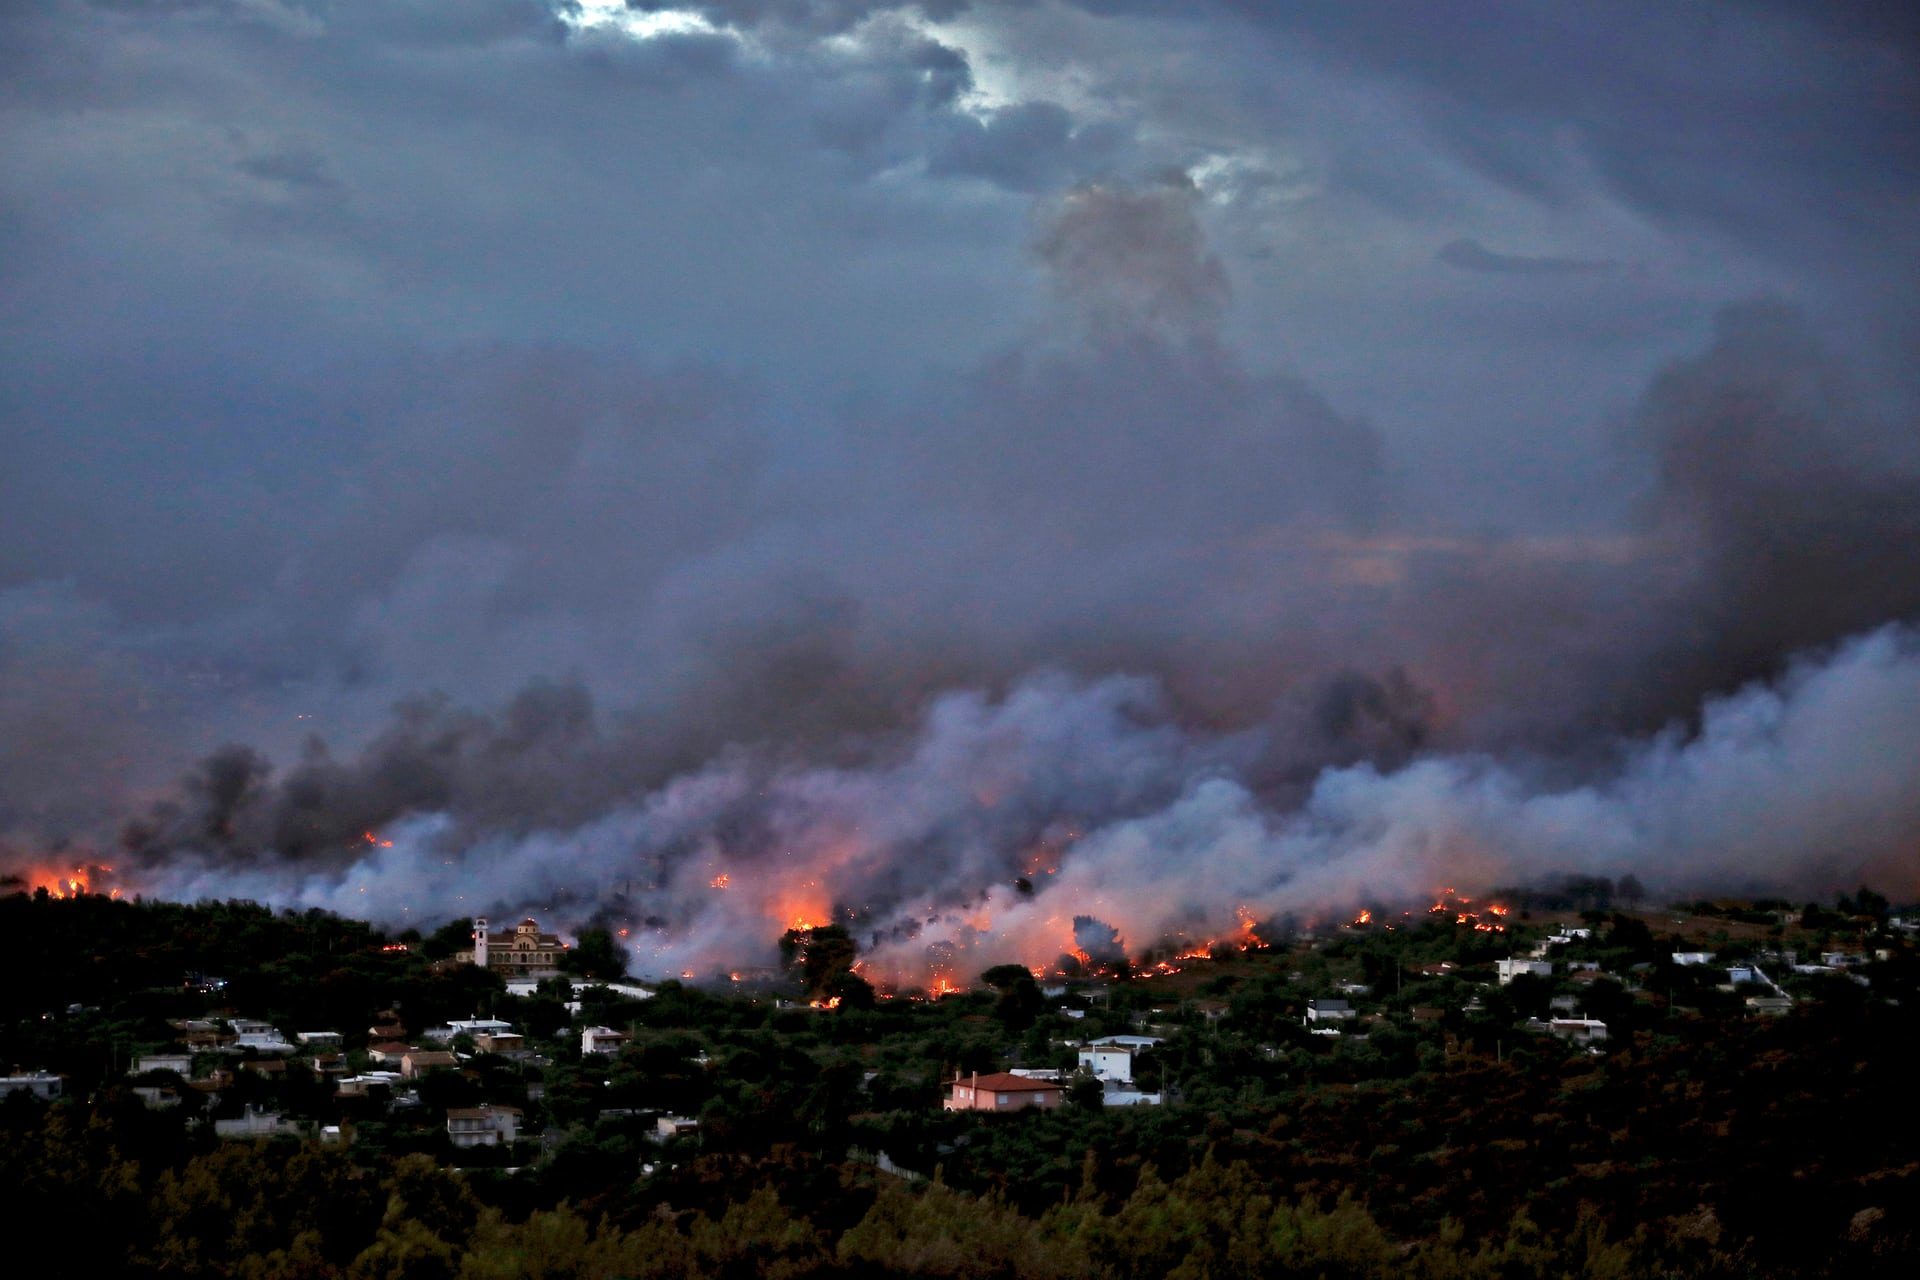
[710,873,730,889]
[362,831,394,849]
[1351,909,1373,926]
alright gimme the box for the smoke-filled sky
[3,1,1917,978]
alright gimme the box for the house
[175,1020,233,1049]
[134,1053,194,1076]
[1546,1018,1609,1044]
[336,1072,402,1097]
[1727,966,1756,985]
[455,917,568,977]
[214,1106,302,1140]
[474,1032,525,1054]
[0,1073,63,1100]
[234,1031,297,1055]
[425,1018,516,1043]
[1075,1028,1159,1082]
[446,1104,522,1148]
[296,1031,343,1050]
[655,1115,701,1141]
[1671,952,1714,966]
[367,1042,414,1065]
[944,1071,1065,1112]
[401,1050,459,1079]
[1079,1044,1139,1082]
[1746,995,1793,1016]
[131,1085,181,1109]
[1305,998,1355,1023]
[580,1026,630,1056]
[228,1018,277,1038]
[1497,958,1553,985]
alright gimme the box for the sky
[3,1,1917,977]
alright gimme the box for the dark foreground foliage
[1,891,1915,1277]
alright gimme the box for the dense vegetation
[1,889,1915,1277]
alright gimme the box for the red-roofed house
[943,1071,1065,1112]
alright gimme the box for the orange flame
[24,864,117,899]
[362,832,394,849]
[710,873,730,889]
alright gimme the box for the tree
[560,927,626,980]
[422,917,476,962]
[781,925,858,1000]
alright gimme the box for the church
[455,917,567,977]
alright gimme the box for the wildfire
[1430,888,1509,932]
[930,974,959,998]
[771,879,831,934]
[23,865,118,900]
[362,832,394,849]
[1351,909,1373,927]
[710,873,730,889]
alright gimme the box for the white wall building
[1497,958,1554,985]
[1547,1018,1609,1044]
[1305,998,1355,1021]
[581,1026,630,1055]
[0,1073,62,1100]
[446,1104,521,1148]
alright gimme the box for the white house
[234,1031,297,1055]
[426,1018,516,1043]
[1546,1018,1609,1044]
[1671,952,1714,966]
[296,1032,343,1050]
[581,1026,630,1055]
[1305,998,1355,1022]
[134,1053,194,1075]
[446,1104,521,1148]
[655,1115,700,1141]
[214,1106,302,1139]
[1497,958,1553,985]
[0,1073,63,1100]
[1078,1045,1137,1082]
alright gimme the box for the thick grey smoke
[131,625,1920,980]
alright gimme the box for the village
[5,886,1912,1193]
